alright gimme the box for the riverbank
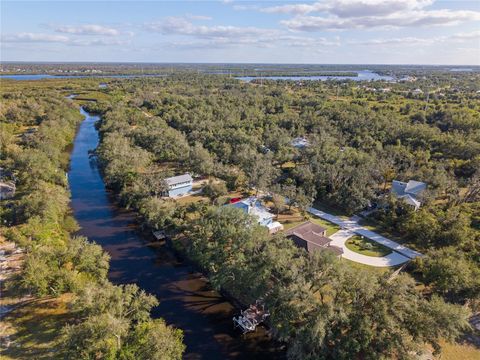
[68,107,284,359]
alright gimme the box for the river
[236,70,393,82]
[1,70,392,82]
[67,107,284,359]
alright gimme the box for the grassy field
[279,211,341,236]
[437,339,480,360]
[342,258,394,275]
[345,235,393,257]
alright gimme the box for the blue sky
[1,0,479,64]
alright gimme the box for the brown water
[68,107,284,359]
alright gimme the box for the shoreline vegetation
[0,84,185,359]
[1,66,479,359]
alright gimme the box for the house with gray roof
[391,179,427,211]
[164,173,193,197]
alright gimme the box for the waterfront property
[230,197,284,234]
[285,221,343,257]
[164,173,193,197]
[391,179,427,210]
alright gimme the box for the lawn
[342,258,394,275]
[174,193,209,205]
[436,339,480,360]
[345,235,392,257]
[357,217,422,251]
[279,211,341,236]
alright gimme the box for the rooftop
[285,221,331,249]
[392,180,427,197]
[231,197,274,224]
[165,173,193,187]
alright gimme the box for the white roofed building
[164,173,193,197]
[391,180,427,211]
[230,197,284,234]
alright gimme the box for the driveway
[328,229,411,267]
[308,207,423,267]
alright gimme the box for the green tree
[203,180,228,204]
[188,142,215,176]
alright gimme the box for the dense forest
[88,72,479,358]
[0,81,185,359]
[1,69,479,359]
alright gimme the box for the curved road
[308,207,423,267]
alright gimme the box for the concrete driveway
[328,229,411,267]
[308,207,423,267]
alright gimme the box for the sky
[1,0,479,65]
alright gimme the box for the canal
[68,107,284,359]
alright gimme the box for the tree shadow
[1,296,75,360]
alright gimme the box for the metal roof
[164,173,193,186]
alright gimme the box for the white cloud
[350,30,480,47]
[146,17,340,50]
[260,2,328,15]
[262,0,434,16]
[53,24,120,36]
[282,9,480,31]
[146,17,278,39]
[185,14,212,21]
[69,38,130,46]
[1,32,70,43]
[451,30,480,40]
[256,0,480,31]
[1,32,129,47]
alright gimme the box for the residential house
[291,137,310,149]
[164,173,193,197]
[230,197,284,234]
[285,221,343,257]
[391,179,427,211]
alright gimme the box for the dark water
[68,108,283,359]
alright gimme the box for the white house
[291,137,310,149]
[391,180,427,211]
[230,197,284,234]
[164,173,193,197]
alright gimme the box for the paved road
[308,207,423,266]
[328,229,411,267]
